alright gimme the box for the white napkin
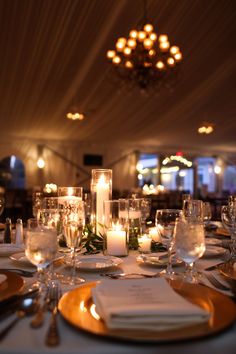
[92,278,210,331]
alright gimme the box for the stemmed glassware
[155,209,182,278]
[25,218,58,290]
[58,187,85,285]
[183,199,204,221]
[174,216,206,283]
[203,202,212,227]
[221,204,236,260]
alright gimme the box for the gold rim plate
[0,270,24,301]
[59,280,236,342]
[219,262,236,280]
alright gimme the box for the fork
[204,272,231,291]
[45,281,61,347]
[100,272,160,279]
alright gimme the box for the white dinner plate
[136,253,182,267]
[0,244,24,257]
[10,251,64,266]
[63,255,123,271]
[204,246,226,258]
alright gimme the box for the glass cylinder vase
[90,169,112,236]
[103,200,129,257]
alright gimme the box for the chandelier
[198,123,214,134]
[106,9,182,92]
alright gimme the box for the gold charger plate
[0,270,24,301]
[58,280,236,342]
[219,262,236,280]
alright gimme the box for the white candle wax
[119,210,141,219]
[138,234,152,252]
[58,196,82,204]
[96,175,109,235]
[107,230,127,256]
[149,227,160,242]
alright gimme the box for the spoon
[0,297,38,341]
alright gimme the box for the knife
[0,288,39,320]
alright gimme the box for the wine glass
[155,209,182,278]
[174,217,206,283]
[25,218,58,290]
[59,198,85,285]
[203,202,212,227]
[221,205,236,260]
[183,199,204,221]
[140,198,152,232]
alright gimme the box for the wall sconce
[37,157,45,169]
[214,165,222,174]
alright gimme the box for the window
[137,153,159,187]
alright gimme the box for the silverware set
[0,281,62,346]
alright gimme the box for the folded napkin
[92,278,210,331]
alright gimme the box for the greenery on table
[59,223,167,255]
[80,224,104,254]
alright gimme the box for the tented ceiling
[0,0,235,155]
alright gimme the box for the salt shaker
[4,218,12,243]
[15,218,24,245]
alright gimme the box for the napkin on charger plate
[92,278,210,331]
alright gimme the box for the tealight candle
[138,234,152,253]
[149,227,160,242]
[106,229,127,256]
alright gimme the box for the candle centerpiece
[91,169,112,236]
[138,233,152,254]
[103,200,129,257]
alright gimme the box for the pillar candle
[106,230,127,256]
[96,175,109,235]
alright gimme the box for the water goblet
[183,199,204,221]
[25,218,58,291]
[221,205,236,259]
[155,209,182,278]
[174,217,206,283]
[203,202,212,227]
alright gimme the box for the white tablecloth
[0,246,235,354]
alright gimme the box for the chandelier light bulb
[127,38,137,48]
[148,49,156,57]
[143,38,153,50]
[112,55,121,64]
[174,52,182,61]
[129,30,138,39]
[170,46,180,55]
[117,37,126,44]
[116,41,125,51]
[159,34,168,42]
[125,61,133,68]
[167,57,175,66]
[144,23,153,33]
[156,61,165,70]
[138,31,146,41]
[123,47,132,56]
[107,50,116,59]
[159,41,170,52]
[149,33,157,41]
